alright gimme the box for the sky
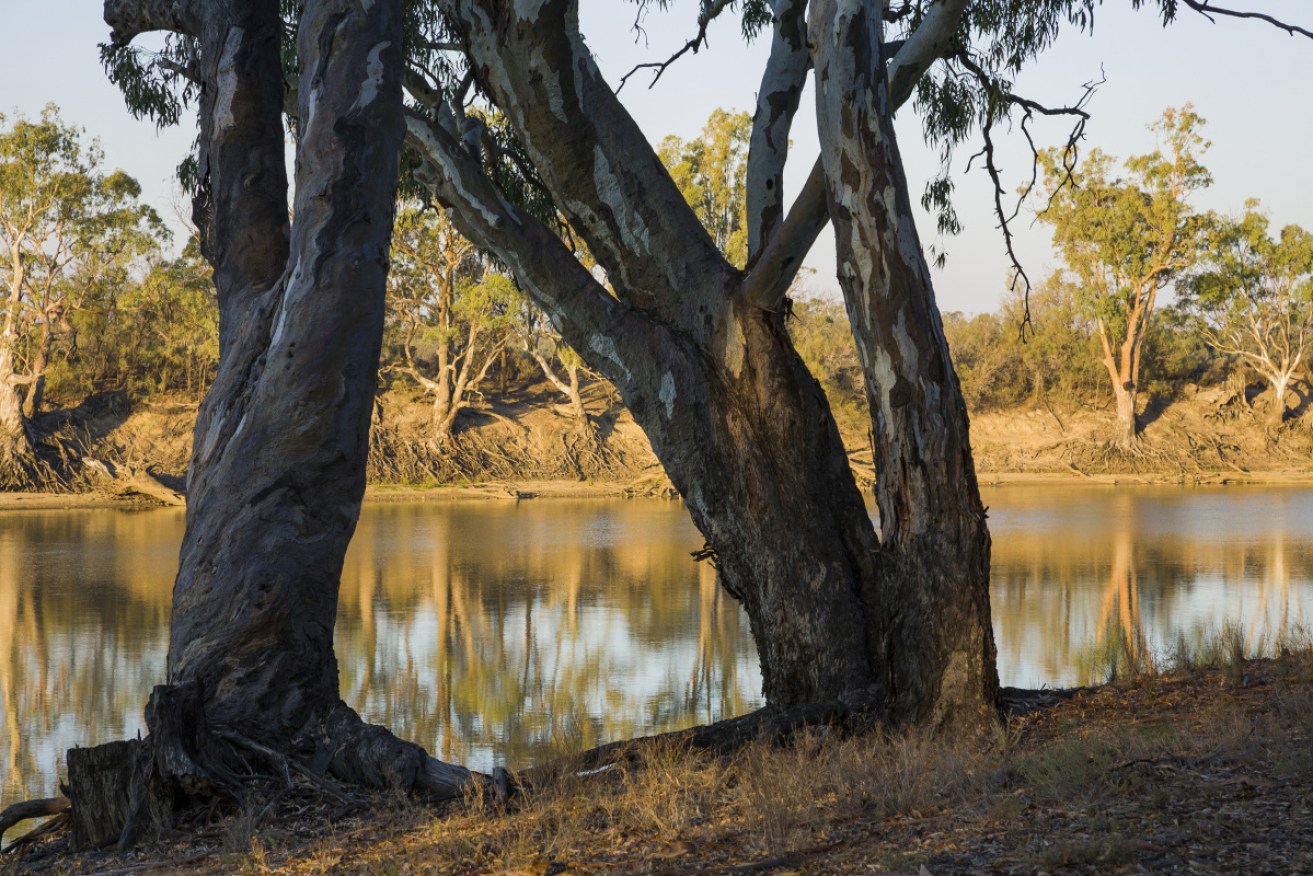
[1,0,1310,315]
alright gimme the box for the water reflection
[3,488,1313,818]
[335,502,758,771]
[987,486,1313,687]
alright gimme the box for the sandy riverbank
[5,466,1313,513]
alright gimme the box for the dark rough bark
[73,0,473,844]
[67,741,141,849]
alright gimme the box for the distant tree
[1037,107,1211,445]
[516,302,591,423]
[659,109,752,268]
[1181,206,1313,426]
[87,238,218,400]
[386,203,518,447]
[0,105,164,481]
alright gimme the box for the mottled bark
[811,0,997,726]
[429,0,994,721]
[84,0,471,840]
[745,0,810,260]
[0,348,33,475]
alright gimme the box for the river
[2,485,1311,811]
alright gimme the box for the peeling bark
[745,0,810,260]
[424,0,995,722]
[79,0,473,845]
[811,0,997,727]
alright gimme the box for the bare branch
[617,0,734,92]
[954,51,1103,332]
[1181,0,1313,40]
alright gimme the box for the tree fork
[61,0,479,849]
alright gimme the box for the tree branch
[617,0,735,92]
[441,0,733,335]
[884,0,969,108]
[741,159,828,309]
[1181,0,1313,40]
[743,0,967,310]
[103,0,202,45]
[746,0,810,261]
[403,109,635,389]
[956,52,1102,331]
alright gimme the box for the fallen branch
[0,796,71,849]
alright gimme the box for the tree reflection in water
[987,485,1313,687]
[4,489,1313,819]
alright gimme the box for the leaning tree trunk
[21,323,53,419]
[78,0,472,848]
[811,0,998,727]
[428,0,996,723]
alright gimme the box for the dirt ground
[4,381,1311,510]
[5,651,1312,875]
[968,384,1313,484]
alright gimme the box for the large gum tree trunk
[428,0,997,722]
[78,0,471,847]
[811,0,997,726]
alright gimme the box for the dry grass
[10,646,1313,875]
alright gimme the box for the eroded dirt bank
[3,383,1311,510]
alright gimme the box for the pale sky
[2,0,1310,315]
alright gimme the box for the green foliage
[943,277,1107,411]
[1033,106,1211,421]
[1178,205,1313,395]
[59,239,219,402]
[0,105,171,410]
[658,109,752,268]
[384,203,520,426]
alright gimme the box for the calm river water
[2,486,1312,812]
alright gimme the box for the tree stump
[67,739,143,850]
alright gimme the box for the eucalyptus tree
[659,108,753,268]
[0,106,163,484]
[387,203,518,447]
[517,307,592,423]
[66,0,471,848]
[1182,207,1313,427]
[82,0,1313,843]
[1036,107,1212,446]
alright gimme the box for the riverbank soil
[5,648,1312,874]
[4,380,1311,507]
[969,384,1313,483]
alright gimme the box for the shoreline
[3,467,1313,512]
